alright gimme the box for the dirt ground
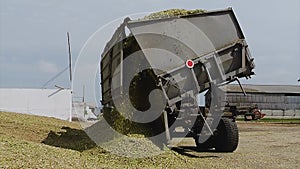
[172,121,300,169]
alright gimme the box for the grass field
[236,117,300,124]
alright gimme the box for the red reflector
[186,59,194,68]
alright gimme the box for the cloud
[38,60,59,74]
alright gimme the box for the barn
[214,84,300,117]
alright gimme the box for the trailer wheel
[195,136,213,151]
[214,117,239,152]
[194,126,214,151]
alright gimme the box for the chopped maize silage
[144,9,206,20]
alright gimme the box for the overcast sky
[0,0,300,103]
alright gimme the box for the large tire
[194,135,214,151]
[214,117,239,152]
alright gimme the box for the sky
[0,0,300,103]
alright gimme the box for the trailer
[223,104,266,121]
[100,8,255,152]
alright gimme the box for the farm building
[0,88,72,120]
[0,88,98,121]
[215,84,300,117]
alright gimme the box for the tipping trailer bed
[100,8,255,152]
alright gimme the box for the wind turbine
[67,32,73,122]
[46,32,73,121]
[43,32,73,94]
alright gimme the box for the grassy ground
[236,117,300,124]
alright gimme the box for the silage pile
[144,9,206,20]
[99,134,165,158]
[85,115,166,158]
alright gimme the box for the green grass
[257,118,300,123]
[237,117,300,124]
